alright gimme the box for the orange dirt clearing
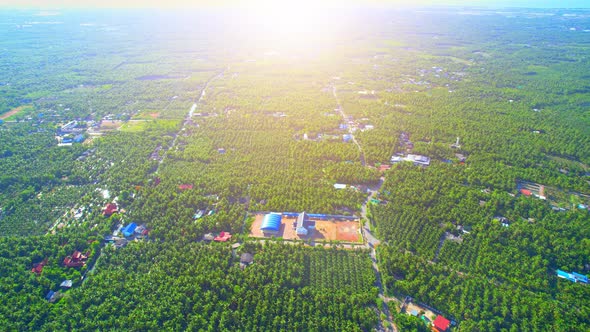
[0,106,25,120]
[249,213,361,243]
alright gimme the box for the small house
[405,154,430,166]
[203,233,215,241]
[240,253,254,269]
[520,189,532,197]
[193,210,205,219]
[46,290,58,303]
[63,250,88,268]
[122,222,137,237]
[102,203,118,217]
[214,231,232,242]
[134,224,149,236]
[378,164,391,172]
[433,315,450,332]
[74,134,85,143]
[390,156,403,163]
[31,258,48,275]
[60,280,73,289]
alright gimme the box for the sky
[2,0,590,9]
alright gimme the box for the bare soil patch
[250,213,361,243]
[1,106,25,120]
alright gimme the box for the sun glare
[241,0,342,52]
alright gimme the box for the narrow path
[332,85,366,166]
[330,79,399,331]
[433,232,446,262]
[155,70,224,174]
[357,175,398,331]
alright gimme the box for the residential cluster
[105,222,150,248]
[55,120,86,146]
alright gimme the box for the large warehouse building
[260,213,282,235]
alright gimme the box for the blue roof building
[343,134,353,142]
[74,134,84,143]
[261,213,281,234]
[295,212,316,237]
[557,269,589,283]
[62,137,73,144]
[572,272,589,284]
[122,222,137,237]
[557,269,579,283]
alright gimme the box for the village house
[63,250,88,268]
[102,203,118,217]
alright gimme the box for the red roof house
[31,258,48,275]
[178,184,194,190]
[520,189,532,197]
[433,315,450,332]
[214,231,232,242]
[102,203,118,217]
[63,250,88,268]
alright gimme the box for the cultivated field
[250,213,361,243]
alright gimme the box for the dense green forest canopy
[0,6,589,331]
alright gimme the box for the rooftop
[433,315,450,331]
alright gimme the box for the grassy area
[131,110,161,120]
[119,119,181,132]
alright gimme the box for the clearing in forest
[132,110,161,119]
[0,105,31,120]
[98,120,123,131]
[250,213,362,243]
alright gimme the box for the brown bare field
[249,213,361,243]
[314,220,360,242]
[98,120,123,130]
[0,106,26,120]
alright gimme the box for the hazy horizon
[2,0,590,9]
